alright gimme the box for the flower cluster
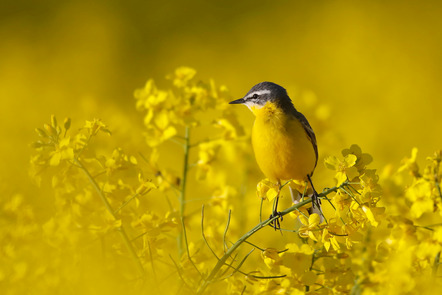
[2,68,441,295]
[134,67,243,147]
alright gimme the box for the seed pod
[44,123,57,136]
[51,115,58,128]
[35,128,48,138]
[64,117,71,132]
[31,141,43,148]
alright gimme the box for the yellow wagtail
[229,82,321,228]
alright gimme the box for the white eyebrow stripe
[244,89,271,99]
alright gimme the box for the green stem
[178,126,191,257]
[435,177,442,202]
[196,185,341,294]
[433,251,441,277]
[196,198,311,294]
[75,158,145,276]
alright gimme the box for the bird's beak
[229,98,245,104]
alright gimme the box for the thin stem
[219,252,287,281]
[114,192,140,214]
[420,223,442,228]
[259,198,264,223]
[169,255,192,292]
[219,253,239,278]
[230,249,254,276]
[302,182,308,201]
[434,159,442,201]
[182,212,202,277]
[243,240,265,252]
[341,186,361,205]
[223,210,232,253]
[147,241,157,285]
[436,181,442,202]
[178,126,191,257]
[196,184,344,294]
[322,195,346,225]
[433,251,441,277]
[197,198,312,294]
[202,205,220,260]
[279,180,291,190]
[75,158,145,276]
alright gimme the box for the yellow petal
[324,156,339,170]
[59,136,70,147]
[162,126,177,141]
[308,213,320,227]
[330,236,340,251]
[336,172,347,186]
[130,156,138,165]
[324,241,331,252]
[154,111,169,130]
[362,206,379,227]
[299,216,309,226]
[299,244,314,255]
[344,154,357,167]
[61,148,74,160]
[266,188,279,201]
[346,166,359,180]
[308,231,318,242]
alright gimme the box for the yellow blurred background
[2,0,441,197]
[1,0,442,293]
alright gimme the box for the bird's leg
[307,175,321,209]
[269,181,283,230]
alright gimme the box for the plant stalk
[196,185,341,294]
[75,158,145,276]
[178,126,191,257]
[197,198,311,294]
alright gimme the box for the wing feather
[294,111,318,174]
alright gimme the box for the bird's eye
[252,94,258,99]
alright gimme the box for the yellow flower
[433,228,442,244]
[281,251,311,277]
[171,66,197,88]
[325,154,359,185]
[196,141,221,180]
[406,178,434,219]
[332,190,351,216]
[285,243,314,255]
[398,147,421,178]
[322,228,341,252]
[361,205,383,227]
[49,136,74,166]
[342,144,373,171]
[213,118,239,140]
[262,248,282,269]
[298,213,321,241]
[83,118,111,136]
[144,124,177,147]
[256,178,279,201]
[135,177,157,195]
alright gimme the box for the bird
[229,82,321,229]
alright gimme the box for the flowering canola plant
[2,67,441,294]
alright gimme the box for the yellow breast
[251,102,316,182]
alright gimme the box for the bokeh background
[1,0,442,292]
[2,0,442,197]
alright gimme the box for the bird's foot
[269,211,283,230]
[311,190,321,209]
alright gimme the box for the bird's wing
[295,112,318,172]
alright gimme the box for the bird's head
[229,82,294,112]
